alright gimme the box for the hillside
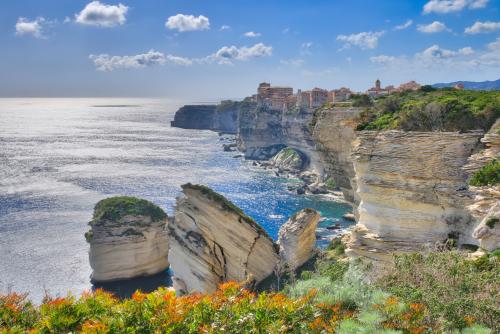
[433,79,500,91]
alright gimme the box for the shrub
[91,196,166,225]
[377,252,500,331]
[325,177,336,190]
[469,159,500,186]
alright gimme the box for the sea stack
[86,196,169,282]
[278,208,321,270]
[168,183,279,294]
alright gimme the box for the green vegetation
[325,177,336,191]
[90,196,167,225]
[486,217,499,229]
[469,159,500,186]
[351,94,373,108]
[356,89,500,132]
[377,252,499,331]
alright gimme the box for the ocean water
[0,98,351,302]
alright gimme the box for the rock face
[171,102,239,134]
[465,120,500,251]
[86,197,169,282]
[270,147,307,173]
[168,184,279,294]
[278,208,320,270]
[346,131,483,263]
[312,107,362,209]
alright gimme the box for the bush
[469,159,500,186]
[377,252,500,331]
[91,196,167,225]
[356,90,500,132]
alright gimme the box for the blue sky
[1,0,499,99]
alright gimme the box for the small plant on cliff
[469,159,500,186]
[90,196,167,225]
[377,251,500,331]
[325,177,336,191]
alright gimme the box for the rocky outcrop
[312,107,362,209]
[171,101,239,134]
[86,197,169,282]
[168,184,279,294]
[465,120,500,251]
[270,147,307,173]
[278,208,320,270]
[346,131,483,264]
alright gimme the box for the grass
[355,89,500,132]
[469,159,500,186]
[90,196,167,225]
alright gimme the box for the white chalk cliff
[168,184,279,294]
[86,197,169,282]
[278,208,320,270]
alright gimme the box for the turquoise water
[0,98,351,301]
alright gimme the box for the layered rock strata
[278,208,321,270]
[346,131,484,263]
[270,147,307,173]
[86,197,169,282]
[168,184,279,294]
[312,107,362,209]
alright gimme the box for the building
[367,79,390,97]
[328,87,352,103]
[398,80,421,92]
[310,88,329,108]
[257,82,294,111]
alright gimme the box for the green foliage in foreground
[356,89,500,132]
[90,196,167,225]
[469,159,500,186]
[377,252,500,332]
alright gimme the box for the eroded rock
[278,208,320,270]
[86,197,169,282]
[168,184,279,294]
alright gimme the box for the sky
[1,0,500,99]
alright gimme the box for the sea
[0,98,352,302]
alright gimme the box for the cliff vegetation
[356,89,500,132]
[90,196,167,225]
[3,246,496,333]
[469,159,500,186]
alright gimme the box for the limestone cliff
[86,197,169,282]
[278,208,320,270]
[168,184,279,294]
[171,102,239,134]
[346,131,484,263]
[312,107,362,208]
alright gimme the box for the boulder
[168,184,279,294]
[86,196,169,282]
[270,147,307,173]
[278,208,321,270]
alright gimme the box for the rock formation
[270,147,307,173]
[278,208,320,270]
[346,131,483,264]
[171,102,239,134]
[168,184,279,294]
[86,197,169,282]
[312,107,362,209]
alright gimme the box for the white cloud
[63,16,71,24]
[219,25,230,31]
[90,43,273,70]
[15,17,45,38]
[458,47,475,55]
[417,21,450,33]
[423,0,489,14]
[336,31,385,50]
[478,37,500,65]
[89,50,167,71]
[210,43,272,64]
[465,21,500,34]
[394,19,413,30]
[75,1,128,27]
[370,55,397,63]
[244,31,261,38]
[165,14,209,32]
